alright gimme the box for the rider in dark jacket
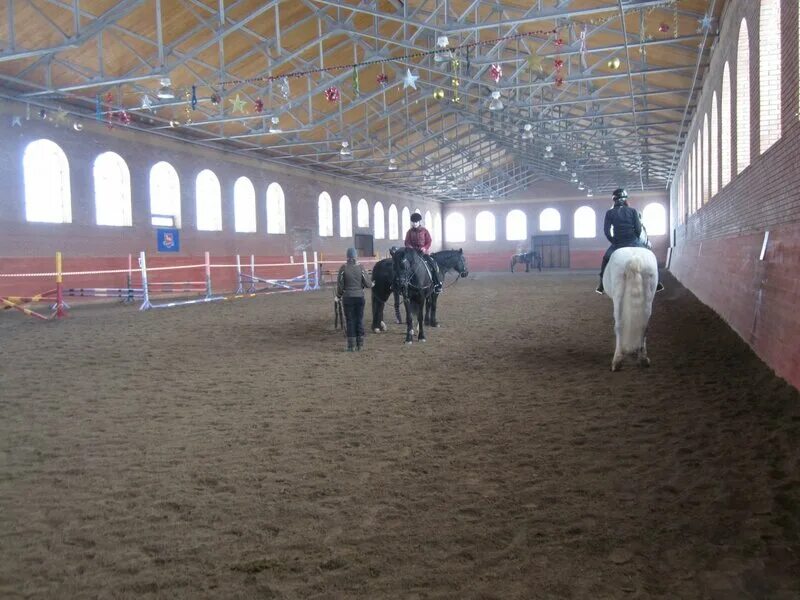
[596,188,662,294]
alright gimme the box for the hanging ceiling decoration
[0,0,721,201]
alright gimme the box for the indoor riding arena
[1,1,799,599]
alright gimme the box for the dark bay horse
[371,249,468,332]
[392,248,435,344]
[424,249,468,327]
[511,251,542,272]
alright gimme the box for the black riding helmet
[612,188,628,206]
[410,212,422,223]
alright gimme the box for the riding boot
[432,267,443,293]
[346,337,356,352]
[356,336,364,351]
[596,279,604,295]
[656,282,665,292]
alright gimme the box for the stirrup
[656,282,664,292]
[434,283,443,293]
[595,285,604,295]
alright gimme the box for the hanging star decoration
[697,13,714,33]
[254,98,264,113]
[402,68,419,90]
[11,116,21,127]
[376,73,389,88]
[324,86,340,103]
[141,94,154,111]
[490,64,502,83]
[230,93,246,113]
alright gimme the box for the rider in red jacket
[404,213,442,292]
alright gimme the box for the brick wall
[669,0,800,389]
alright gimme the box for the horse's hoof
[395,319,402,325]
[380,321,387,331]
[639,357,651,368]
[611,362,623,372]
[405,341,413,345]
[419,337,426,343]
[373,328,381,334]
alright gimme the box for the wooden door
[354,234,374,257]
[532,234,570,268]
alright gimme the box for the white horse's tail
[620,255,647,353]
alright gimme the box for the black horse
[424,249,469,327]
[391,248,435,344]
[511,251,542,273]
[371,249,468,332]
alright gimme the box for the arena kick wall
[668,0,800,390]
[0,99,439,272]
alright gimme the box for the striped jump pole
[138,251,153,310]
[54,251,66,319]
[204,251,213,298]
[235,254,244,294]
[302,251,311,291]
[313,251,321,290]
[249,255,257,293]
[0,297,51,321]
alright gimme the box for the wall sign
[157,228,180,253]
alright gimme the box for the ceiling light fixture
[339,140,352,157]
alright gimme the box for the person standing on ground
[336,247,373,351]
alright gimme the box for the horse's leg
[611,300,624,371]
[424,295,431,325]
[393,289,402,324]
[638,332,650,367]
[525,258,530,273]
[403,297,413,344]
[371,293,384,333]
[430,292,439,327]
[510,258,514,273]
[417,298,426,342]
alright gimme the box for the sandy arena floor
[1,271,799,599]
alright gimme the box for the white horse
[602,247,658,371]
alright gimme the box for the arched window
[424,210,432,233]
[94,151,131,226]
[506,209,527,240]
[711,93,719,198]
[357,199,369,228]
[573,206,596,238]
[23,139,71,223]
[233,176,256,233]
[539,208,561,232]
[688,144,693,214]
[721,62,732,187]
[475,211,496,241]
[401,207,411,235]
[318,192,333,237]
[388,204,399,239]
[434,213,442,246]
[339,195,353,237]
[196,169,222,231]
[702,117,709,205]
[445,213,465,243]
[150,161,180,227]
[374,202,385,239]
[759,0,781,153]
[642,203,667,236]
[736,19,751,174]
[699,127,705,207]
[266,182,286,234]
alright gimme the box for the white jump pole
[313,251,321,290]
[139,251,152,310]
[126,253,134,303]
[302,251,311,291]
[249,255,256,293]
[235,254,243,294]
[204,251,212,298]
